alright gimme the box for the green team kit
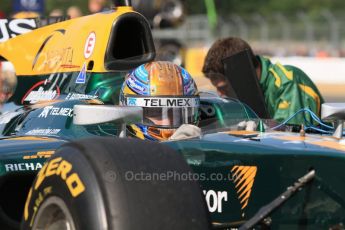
[259,56,324,125]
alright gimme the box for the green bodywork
[166,135,345,229]
[0,73,344,229]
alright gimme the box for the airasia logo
[84,32,96,59]
[21,80,60,104]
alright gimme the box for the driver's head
[120,61,199,141]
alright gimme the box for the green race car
[0,1,344,230]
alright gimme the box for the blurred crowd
[49,0,108,18]
[253,45,345,58]
[0,1,344,58]
[0,0,110,19]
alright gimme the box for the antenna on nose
[113,0,132,7]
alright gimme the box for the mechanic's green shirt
[258,56,324,125]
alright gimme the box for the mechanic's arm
[272,81,322,126]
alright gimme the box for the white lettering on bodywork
[38,106,73,118]
[5,163,43,172]
[26,129,61,135]
[203,190,228,213]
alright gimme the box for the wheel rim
[32,196,76,230]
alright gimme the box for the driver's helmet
[119,61,199,141]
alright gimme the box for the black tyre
[21,137,210,230]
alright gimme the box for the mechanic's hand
[169,124,201,140]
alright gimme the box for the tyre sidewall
[21,146,107,230]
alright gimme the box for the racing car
[0,0,345,229]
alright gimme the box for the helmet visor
[125,96,199,128]
[143,107,199,127]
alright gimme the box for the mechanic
[119,61,200,141]
[202,37,324,125]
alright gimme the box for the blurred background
[0,0,345,102]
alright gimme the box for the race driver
[119,61,200,141]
